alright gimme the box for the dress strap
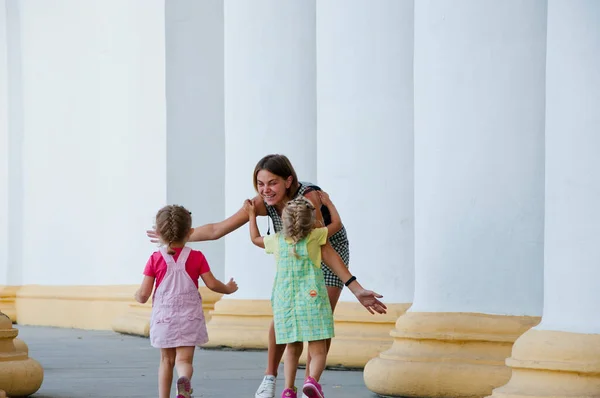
[175,247,192,268]
[158,246,192,270]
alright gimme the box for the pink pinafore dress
[150,247,209,348]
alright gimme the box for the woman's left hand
[355,289,387,314]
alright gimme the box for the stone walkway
[14,325,379,398]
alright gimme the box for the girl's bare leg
[305,286,342,380]
[175,346,196,380]
[265,319,287,377]
[306,340,328,382]
[284,342,303,389]
[159,348,176,398]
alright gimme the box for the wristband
[344,276,357,287]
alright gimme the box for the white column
[410,0,546,316]
[491,2,600,396]
[1,0,23,289]
[206,0,317,348]
[315,0,414,367]
[0,7,43,398]
[534,0,600,336]
[365,1,546,396]
[223,0,316,300]
[18,0,167,286]
[165,0,225,280]
[0,0,8,285]
[112,0,226,337]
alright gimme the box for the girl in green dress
[245,194,382,398]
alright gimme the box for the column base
[13,338,28,354]
[0,286,19,323]
[204,299,412,369]
[16,285,139,330]
[204,299,273,349]
[488,328,600,398]
[297,302,411,368]
[111,303,153,337]
[0,312,44,397]
[112,287,222,337]
[364,312,540,398]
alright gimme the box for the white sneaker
[255,375,276,398]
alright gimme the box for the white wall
[411,0,546,316]
[535,0,600,334]
[316,0,415,304]
[165,0,225,280]
[0,0,8,285]
[223,0,317,300]
[2,0,24,286]
[19,0,167,285]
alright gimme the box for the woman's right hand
[146,227,160,244]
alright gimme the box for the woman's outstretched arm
[146,196,268,242]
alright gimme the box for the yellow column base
[204,299,273,349]
[112,287,222,337]
[205,299,412,369]
[297,302,411,368]
[0,286,19,323]
[16,285,139,330]
[111,302,153,336]
[364,312,540,398]
[488,328,600,398]
[0,312,44,397]
[13,338,28,354]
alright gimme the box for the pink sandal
[176,376,193,398]
[302,376,324,398]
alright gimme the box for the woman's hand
[354,289,387,315]
[146,227,160,244]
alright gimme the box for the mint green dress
[265,230,334,344]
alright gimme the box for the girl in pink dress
[135,205,239,398]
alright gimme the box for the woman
[147,154,386,398]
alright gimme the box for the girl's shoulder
[188,247,205,256]
[307,227,328,245]
[187,248,207,263]
[150,249,165,261]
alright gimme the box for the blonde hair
[155,205,192,255]
[282,197,316,258]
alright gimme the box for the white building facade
[1,1,599,397]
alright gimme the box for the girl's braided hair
[282,197,316,258]
[155,205,192,254]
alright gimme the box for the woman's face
[256,169,292,206]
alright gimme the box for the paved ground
[15,325,380,398]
